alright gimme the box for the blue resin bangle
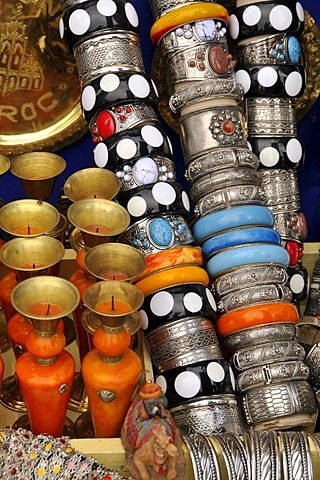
[206,244,290,278]
[202,226,281,259]
[193,205,274,244]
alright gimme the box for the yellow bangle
[134,265,209,296]
[150,3,229,45]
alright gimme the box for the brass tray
[0,0,87,157]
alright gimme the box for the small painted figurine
[121,381,185,480]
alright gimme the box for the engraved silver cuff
[278,431,313,480]
[170,79,243,114]
[261,169,300,199]
[190,167,262,204]
[243,430,281,480]
[223,322,297,354]
[217,284,292,314]
[186,148,258,181]
[194,184,265,217]
[232,340,305,372]
[272,211,306,244]
[150,0,213,20]
[237,360,309,393]
[170,395,244,435]
[213,264,288,297]
[246,97,297,137]
[183,433,221,480]
[179,106,247,163]
[74,32,144,83]
[146,316,222,371]
[304,342,320,390]
[211,433,249,480]
[241,381,316,428]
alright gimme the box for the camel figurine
[121,381,185,480]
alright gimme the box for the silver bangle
[170,79,242,114]
[263,195,301,214]
[190,167,262,204]
[166,42,235,85]
[118,214,194,256]
[169,395,244,436]
[186,147,258,181]
[211,434,245,480]
[215,433,249,480]
[146,316,222,372]
[272,211,306,243]
[304,342,320,390]
[223,322,297,354]
[150,0,213,20]
[241,381,316,428]
[236,33,302,66]
[237,360,309,392]
[213,264,288,297]
[217,284,292,314]
[244,430,281,480]
[74,32,144,83]
[179,105,247,163]
[232,340,305,372]
[246,97,297,137]
[261,169,300,199]
[278,431,313,480]
[183,433,220,480]
[194,184,265,217]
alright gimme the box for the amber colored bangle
[134,265,209,296]
[134,246,203,282]
[216,302,299,337]
[150,3,229,45]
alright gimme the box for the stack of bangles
[149,0,316,432]
[61,0,245,436]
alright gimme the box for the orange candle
[28,302,63,316]
[85,225,111,234]
[101,272,129,281]
[21,263,45,269]
[95,298,131,315]
[13,225,43,235]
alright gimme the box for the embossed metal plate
[0,0,87,157]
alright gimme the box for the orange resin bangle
[134,246,203,282]
[150,3,229,45]
[134,265,209,296]
[217,302,299,337]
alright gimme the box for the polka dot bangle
[192,205,274,244]
[229,1,305,42]
[81,72,159,124]
[140,283,217,334]
[59,0,140,52]
[93,124,172,169]
[235,64,306,98]
[248,136,305,170]
[150,3,229,46]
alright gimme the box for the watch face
[132,156,158,185]
[195,19,217,41]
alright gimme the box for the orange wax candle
[85,225,111,233]
[13,225,43,235]
[96,298,131,315]
[28,302,63,316]
[101,272,129,281]
[21,263,45,269]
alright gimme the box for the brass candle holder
[0,199,60,237]
[0,154,10,176]
[63,167,120,202]
[0,236,65,413]
[10,152,66,201]
[67,198,130,250]
[11,276,80,437]
[81,280,144,438]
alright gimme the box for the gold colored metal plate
[0,0,87,157]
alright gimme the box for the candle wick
[32,263,35,269]
[46,303,50,315]
[93,194,97,198]
[111,295,115,312]
[96,227,99,233]
[27,225,31,235]
[113,275,115,280]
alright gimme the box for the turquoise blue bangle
[202,227,281,259]
[206,244,290,278]
[193,205,274,244]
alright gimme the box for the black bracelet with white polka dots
[155,359,237,408]
[235,64,306,98]
[93,124,173,169]
[81,71,159,124]
[116,181,191,224]
[140,283,218,334]
[229,1,305,42]
[248,136,305,170]
[59,0,140,52]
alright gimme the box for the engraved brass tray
[0,0,87,157]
